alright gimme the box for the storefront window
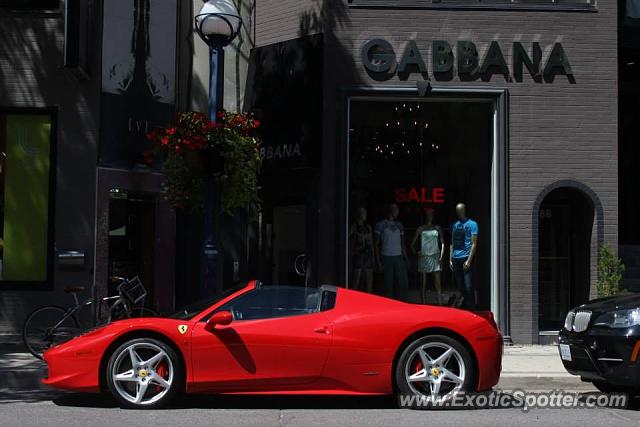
[0,0,59,10]
[626,0,640,26]
[348,99,492,308]
[0,112,54,284]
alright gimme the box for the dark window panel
[0,0,59,9]
[347,0,595,9]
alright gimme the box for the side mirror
[205,310,233,332]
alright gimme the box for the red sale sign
[394,187,445,204]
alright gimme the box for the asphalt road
[2,388,640,427]
[2,346,635,427]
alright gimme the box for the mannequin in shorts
[411,208,445,305]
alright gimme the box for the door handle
[314,326,330,334]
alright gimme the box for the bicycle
[22,276,158,360]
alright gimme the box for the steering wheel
[294,253,307,277]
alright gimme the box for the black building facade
[249,0,619,344]
[0,0,626,346]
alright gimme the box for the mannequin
[375,203,409,301]
[449,203,478,310]
[411,209,445,305]
[349,207,374,293]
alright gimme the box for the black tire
[395,334,475,409]
[106,337,183,409]
[592,381,636,395]
[23,306,79,360]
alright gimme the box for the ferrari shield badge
[178,325,188,335]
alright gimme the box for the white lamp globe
[196,0,241,40]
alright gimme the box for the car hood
[46,316,187,354]
[579,292,640,312]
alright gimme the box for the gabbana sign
[361,38,574,82]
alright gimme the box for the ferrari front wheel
[395,334,475,408]
[106,338,182,409]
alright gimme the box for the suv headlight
[594,308,640,328]
[564,310,575,331]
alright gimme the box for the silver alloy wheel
[404,342,466,402]
[111,342,174,405]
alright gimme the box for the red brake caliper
[155,361,167,393]
[413,357,425,391]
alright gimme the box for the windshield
[169,282,249,320]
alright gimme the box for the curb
[0,350,47,393]
[500,373,575,378]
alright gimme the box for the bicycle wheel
[23,306,79,360]
[109,301,158,322]
[108,299,129,323]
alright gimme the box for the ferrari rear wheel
[106,338,182,409]
[395,335,475,408]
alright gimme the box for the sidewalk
[0,343,593,403]
[497,344,595,392]
[501,345,570,377]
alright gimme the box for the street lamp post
[194,0,242,297]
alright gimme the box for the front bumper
[42,345,102,392]
[41,328,114,393]
[558,328,640,387]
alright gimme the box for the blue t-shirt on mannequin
[451,218,478,260]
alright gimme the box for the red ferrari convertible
[43,281,502,409]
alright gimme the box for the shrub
[596,244,625,297]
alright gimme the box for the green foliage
[596,244,625,297]
[216,129,262,212]
[162,151,206,211]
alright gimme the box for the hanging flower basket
[145,111,261,212]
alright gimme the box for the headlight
[594,308,640,328]
[564,310,575,331]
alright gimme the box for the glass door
[538,204,571,331]
[108,189,156,303]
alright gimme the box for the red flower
[161,136,170,146]
[166,127,178,136]
[252,119,261,129]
